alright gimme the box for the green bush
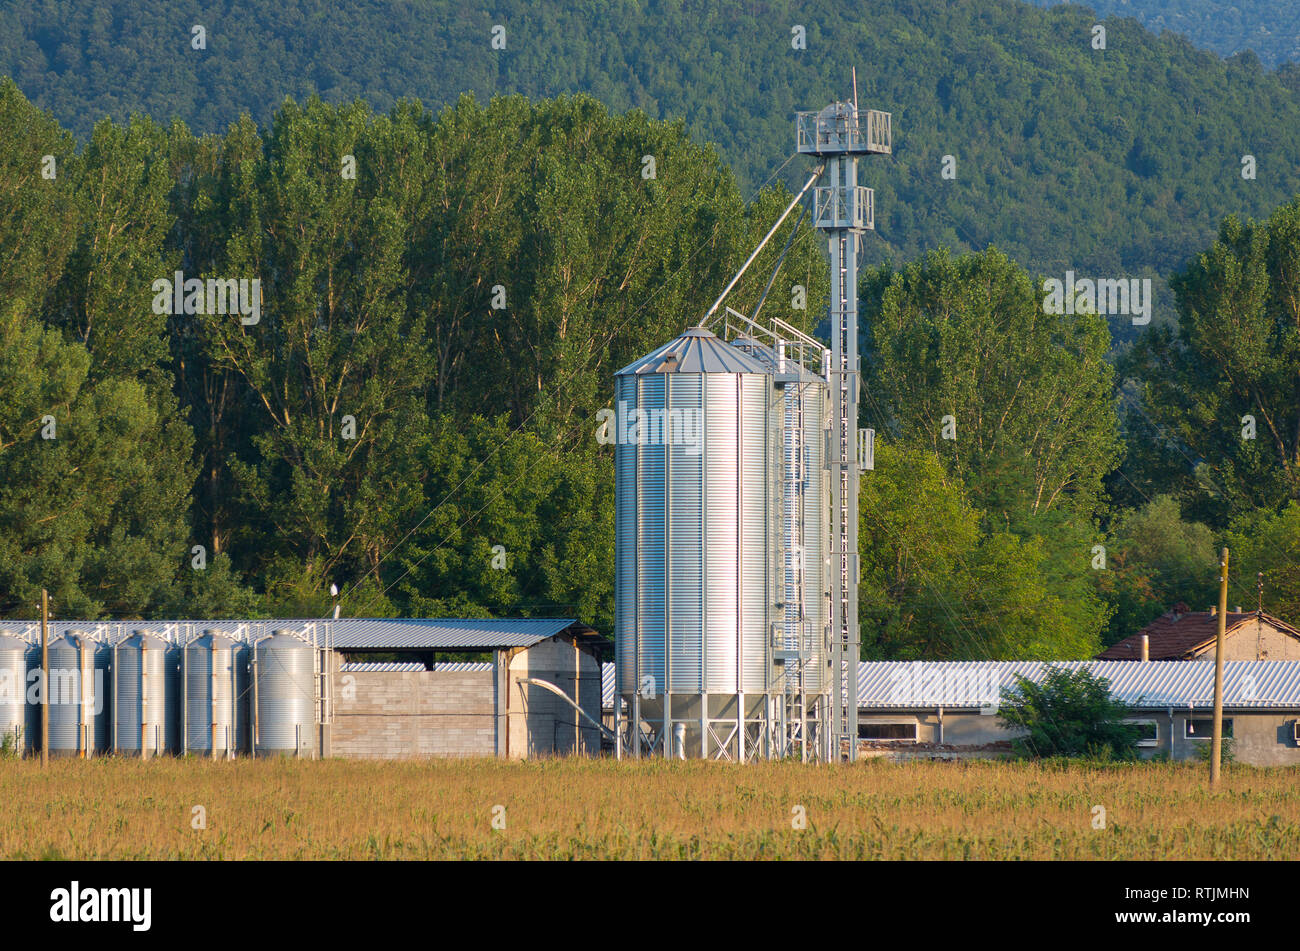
[998,666,1140,760]
[1193,735,1236,765]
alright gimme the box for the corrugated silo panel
[740,374,770,693]
[254,635,316,755]
[804,386,827,691]
[47,636,88,754]
[636,375,666,697]
[0,637,27,750]
[703,374,740,693]
[114,638,169,754]
[25,644,40,753]
[186,638,237,754]
[781,388,798,651]
[93,642,112,753]
[614,375,637,697]
[667,375,703,693]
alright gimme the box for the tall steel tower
[796,95,891,760]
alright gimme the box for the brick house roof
[1097,607,1300,660]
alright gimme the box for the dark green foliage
[1095,495,1219,645]
[1226,502,1300,623]
[4,1,1300,342]
[1027,1,1300,68]
[0,82,194,620]
[859,444,1105,659]
[999,666,1141,759]
[0,79,824,630]
[2,10,1300,652]
[1123,197,1300,525]
[860,249,1119,657]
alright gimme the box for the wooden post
[1210,548,1229,787]
[40,589,49,767]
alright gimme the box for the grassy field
[1,756,1297,859]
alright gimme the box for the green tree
[859,444,1104,660]
[863,248,1122,525]
[0,83,197,619]
[999,666,1140,760]
[1096,495,1219,643]
[1226,502,1300,622]
[195,98,435,601]
[860,249,1118,656]
[1125,199,1300,523]
[0,311,190,617]
[376,417,610,625]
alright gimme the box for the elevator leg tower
[796,99,891,761]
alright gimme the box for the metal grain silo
[184,632,239,757]
[0,633,29,753]
[253,631,317,757]
[47,632,105,757]
[614,327,777,759]
[233,641,251,752]
[729,336,830,696]
[114,632,169,756]
[93,638,112,753]
[165,641,184,754]
[24,642,39,754]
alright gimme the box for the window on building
[858,721,918,741]
[1185,718,1232,739]
[1130,720,1159,747]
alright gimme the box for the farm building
[330,618,605,758]
[601,660,1300,765]
[0,618,605,760]
[1096,606,1300,661]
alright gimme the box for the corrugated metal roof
[616,328,770,376]
[328,618,577,650]
[6,618,579,651]
[340,661,493,673]
[857,660,1300,710]
[600,660,1300,711]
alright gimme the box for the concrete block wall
[331,669,496,758]
[505,637,603,759]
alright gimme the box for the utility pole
[40,588,49,767]
[1210,548,1229,787]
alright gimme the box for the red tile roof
[1097,609,1300,660]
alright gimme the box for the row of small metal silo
[0,628,322,758]
[0,633,31,752]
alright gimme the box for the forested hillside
[5,0,1300,336]
[1029,1,1300,67]
[3,2,1300,660]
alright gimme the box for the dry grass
[0,756,1296,859]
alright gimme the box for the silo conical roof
[120,632,168,650]
[192,632,236,650]
[0,633,28,651]
[616,327,771,376]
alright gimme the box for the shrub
[998,666,1140,760]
